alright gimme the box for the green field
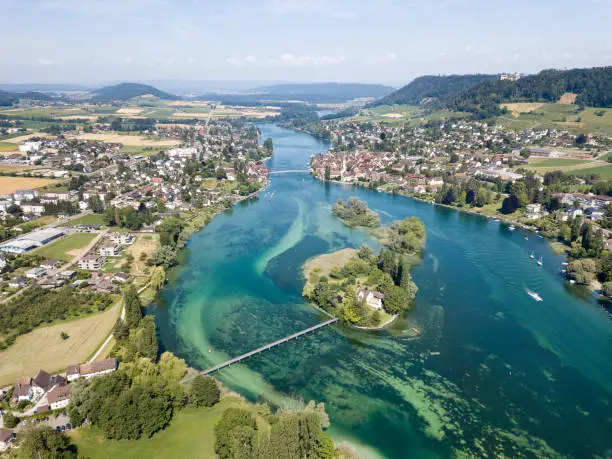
[67,213,106,226]
[33,232,97,261]
[528,158,591,168]
[568,164,612,180]
[71,398,244,459]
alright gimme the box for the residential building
[356,288,385,310]
[0,429,15,452]
[99,244,121,257]
[78,255,105,270]
[47,384,72,410]
[25,267,46,279]
[66,358,117,381]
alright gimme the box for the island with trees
[303,216,426,328]
[332,197,381,228]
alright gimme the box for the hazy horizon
[2,0,611,85]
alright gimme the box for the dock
[186,317,337,380]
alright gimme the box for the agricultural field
[0,176,58,194]
[68,133,181,147]
[0,164,39,173]
[497,103,612,136]
[70,397,255,459]
[501,102,544,117]
[526,157,612,178]
[33,232,97,261]
[0,142,19,152]
[0,302,120,385]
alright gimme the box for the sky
[1,0,611,86]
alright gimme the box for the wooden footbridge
[184,317,337,381]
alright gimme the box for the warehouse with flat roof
[0,229,65,254]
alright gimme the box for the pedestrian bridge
[183,317,338,381]
[269,170,310,175]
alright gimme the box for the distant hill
[449,66,612,115]
[0,90,54,106]
[92,83,179,101]
[255,83,394,100]
[371,74,498,107]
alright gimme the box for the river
[150,124,612,458]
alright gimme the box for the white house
[356,288,385,310]
[525,203,543,220]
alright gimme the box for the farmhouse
[47,384,72,410]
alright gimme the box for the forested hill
[255,83,395,100]
[371,74,498,106]
[449,66,612,111]
[0,90,54,106]
[92,83,179,101]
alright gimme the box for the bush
[189,375,220,407]
[3,412,19,428]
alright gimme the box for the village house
[47,384,72,410]
[12,370,54,403]
[25,267,46,279]
[525,203,544,220]
[66,358,117,381]
[356,288,385,310]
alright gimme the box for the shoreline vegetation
[332,197,381,228]
[303,200,426,329]
[319,176,611,297]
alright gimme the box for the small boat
[527,290,543,302]
[529,251,535,259]
[537,256,543,266]
[537,234,544,239]
[494,218,500,222]
[508,225,516,231]
[524,235,529,240]
[569,279,576,284]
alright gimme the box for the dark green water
[151,124,612,458]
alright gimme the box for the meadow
[70,397,254,459]
[0,303,120,385]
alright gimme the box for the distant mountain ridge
[255,83,394,99]
[371,74,498,107]
[91,83,179,101]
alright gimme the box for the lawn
[33,232,97,261]
[70,397,247,459]
[0,302,120,385]
[66,213,106,226]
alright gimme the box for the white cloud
[36,58,53,66]
[226,54,346,68]
[123,57,133,64]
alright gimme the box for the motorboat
[527,290,543,302]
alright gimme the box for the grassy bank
[70,396,272,459]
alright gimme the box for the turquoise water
[150,124,612,458]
